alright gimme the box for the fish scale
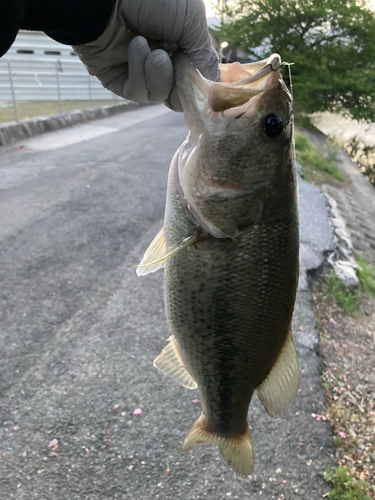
[137,52,299,475]
[165,216,298,404]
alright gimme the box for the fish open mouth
[173,52,286,116]
[209,54,284,112]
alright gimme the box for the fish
[137,52,299,476]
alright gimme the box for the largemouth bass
[137,52,299,476]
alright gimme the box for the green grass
[326,257,375,314]
[327,272,362,314]
[294,112,321,133]
[324,466,372,499]
[295,134,310,150]
[295,133,345,183]
[0,99,121,123]
[357,256,375,296]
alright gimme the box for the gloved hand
[72,0,219,111]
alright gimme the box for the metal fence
[0,31,118,122]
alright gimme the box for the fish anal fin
[153,336,197,390]
[256,330,299,418]
[137,229,199,277]
[183,415,254,476]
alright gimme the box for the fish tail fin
[182,414,254,476]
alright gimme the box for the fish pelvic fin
[183,415,254,476]
[256,329,299,418]
[136,229,200,277]
[153,336,197,390]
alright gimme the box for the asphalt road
[0,106,335,499]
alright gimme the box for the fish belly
[164,207,299,436]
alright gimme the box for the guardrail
[0,57,118,122]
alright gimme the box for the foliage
[357,256,375,296]
[344,136,375,188]
[294,112,321,133]
[326,272,361,314]
[295,133,310,150]
[215,0,375,122]
[0,100,118,123]
[326,257,375,313]
[295,133,345,181]
[324,466,372,499]
[326,136,341,163]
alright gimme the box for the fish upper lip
[225,55,284,88]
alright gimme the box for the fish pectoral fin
[136,227,167,276]
[136,229,199,277]
[256,329,299,418]
[183,414,254,477]
[153,336,197,390]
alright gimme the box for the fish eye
[262,113,284,138]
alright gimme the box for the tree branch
[310,33,346,47]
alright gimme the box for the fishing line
[283,62,294,99]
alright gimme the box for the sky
[204,0,216,18]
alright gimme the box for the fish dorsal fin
[183,414,254,476]
[136,229,199,277]
[153,336,197,390]
[256,329,299,418]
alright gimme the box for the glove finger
[165,85,183,113]
[178,0,220,82]
[105,73,128,98]
[145,49,174,103]
[123,36,150,102]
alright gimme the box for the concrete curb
[0,101,149,147]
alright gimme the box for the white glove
[72,0,219,111]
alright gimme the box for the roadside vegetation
[326,273,362,315]
[216,0,375,122]
[294,113,321,134]
[295,114,375,189]
[324,466,372,499]
[357,257,375,296]
[326,257,375,315]
[345,137,375,188]
[0,100,120,123]
[295,133,345,184]
[311,262,375,490]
